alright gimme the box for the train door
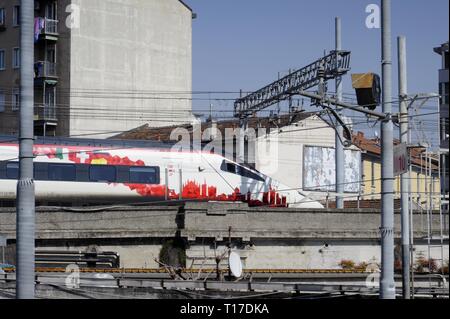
[164,163,182,201]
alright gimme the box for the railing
[42,18,59,35]
[34,104,57,121]
[34,61,57,78]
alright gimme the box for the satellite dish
[94,273,114,280]
[229,252,243,278]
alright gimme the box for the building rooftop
[112,111,318,142]
[178,0,193,13]
[112,115,439,171]
[352,131,439,171]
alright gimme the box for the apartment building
[0,0,194,137]
[434,42,449,208]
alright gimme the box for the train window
[220,160,264,182]
[89,165,116,183]
[129,167,159,184]
[48,164,76,181]
[224,162,237,174]
[238,166,265,182]
[221,161,235,174]
[6,162,19,179]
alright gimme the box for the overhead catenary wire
[0,117,379,145]
[0,86,438,106]
[1,87,440,144]
[0,86,441,211]
[0,117,439,173]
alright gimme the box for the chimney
[208,120,218,141]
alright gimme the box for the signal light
[351,73,381,110]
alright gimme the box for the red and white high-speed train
[0,136,323,208]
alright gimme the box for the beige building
[0,0,194,137]
[353,132,441,210]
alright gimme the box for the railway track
[2,267,447,299]
[3,267,373,274]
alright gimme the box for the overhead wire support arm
[234,51,351,118]
[297,90,387,120]
[323,105,353,148]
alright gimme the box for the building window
[45,2,58,20]
[445,52,449,70]
[0,8,5,26]
[441,82,449,106]
[13,47,20,68]
[0,91,5,112]
[370,161,376,192]
[443,117,449,144]
[444,82,449,106]
[47,45,56,63]
[0,49,5,70]
[13,5,20,26]
[12,88,20,111]
[44,86,56,118]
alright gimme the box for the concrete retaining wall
[0,202,448,269]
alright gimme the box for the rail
[1,272,448,298]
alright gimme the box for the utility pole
[335,17,344,209]
[238,87,248,165]
[16,0,36,299]
[380,0,396,299]
[239,117,248,164]
[398,36,411,299]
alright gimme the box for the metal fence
[43,18,58,35]
[34,104,57,121]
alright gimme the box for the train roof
[0,135,178,150]
[0,135,265,173]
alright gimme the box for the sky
[186,0,449,143]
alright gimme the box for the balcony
[34,61,58,81]
[36,17,59,41]
[34,103,58,136]
[34,104,57,122]
[44,18,58,35]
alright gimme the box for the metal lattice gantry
[234,50,351,118]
